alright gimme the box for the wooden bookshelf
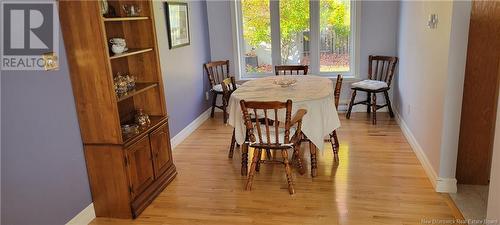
[59,0,176,219]
[103,16,149,22]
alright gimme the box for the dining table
[227,75,341,176]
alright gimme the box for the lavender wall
[153,0,212,136]
[359,1,399,79]
[394,1,471,190]
[1,1,212,224]
[1,31,93,224]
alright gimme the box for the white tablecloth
[228,75,341,151]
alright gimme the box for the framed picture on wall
[165,2,190,49]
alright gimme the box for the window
[320,0,351,73]
[235,0,358,78]
[240,0,272,74]
[279,0,310,65]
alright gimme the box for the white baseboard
[394,111,457,193]
[65,203,95,225]
[170,108,212,150]
[394,111,439,190]
[436,177,458,193]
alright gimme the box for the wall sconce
[428,14,438,29]
[42,52,59,71]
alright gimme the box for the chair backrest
[368,55,398,87]
[240,100,293,147]
[275,65,308,76]
[334,74,343,109]
[221,76,237,99]
[204,60,230,88]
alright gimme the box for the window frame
[231,0,360,80]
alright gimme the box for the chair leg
[366,92,371,113]
[309,141,318,177]
[330,131,339,162]
[210,92,217,118]
[255,148,262,172]
[222,96,228,124]
[281,150,295,195]
[384,90,395,118]
[372,93,377,125]
[246,148,261,191]
[346,90,357,119]
[228,129,236,158]
[266,149,272,159]
[293,143,305,175]
[241,143,249,176]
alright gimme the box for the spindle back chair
[275,65,309,76]
[240,99,306,194]
[204,60,234,123]
[346,55,398,124]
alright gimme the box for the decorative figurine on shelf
[135,109,151,127]
[121,124,139,136]
[114,72,137,97]
[122,4,141,17]
[114,73,128,96]
[125,75,136,91]
[109,38,127,54]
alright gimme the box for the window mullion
[270,0,281,68]
[309,0,320,74]
[235,0,245,79]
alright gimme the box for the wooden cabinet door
[150,123,173,178]
[126,136,155,198]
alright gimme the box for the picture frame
[164,2,190,49]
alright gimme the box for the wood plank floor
[91,113,460,225]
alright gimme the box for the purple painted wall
[153,0,212,136]
[1,1,212,224]
[1,29,93,224]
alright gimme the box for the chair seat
[351,80,388,90]
[212,83,240,92]
[248,126,297,147]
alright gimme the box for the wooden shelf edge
[117,82,158,102]
[103,16,149,22]
[122,116,168,146]
[109,48,153,60]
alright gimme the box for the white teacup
[112,44,126,54]
[110,38,126,47]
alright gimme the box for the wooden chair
[220,76,237,123]
[275,65,309,75]
[204,60,238,123]
[346,55,398,124]
[240,100,306,194]
[329,74,343,160]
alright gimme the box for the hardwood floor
[91,113,461,225]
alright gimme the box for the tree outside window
[241,0,351,75]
